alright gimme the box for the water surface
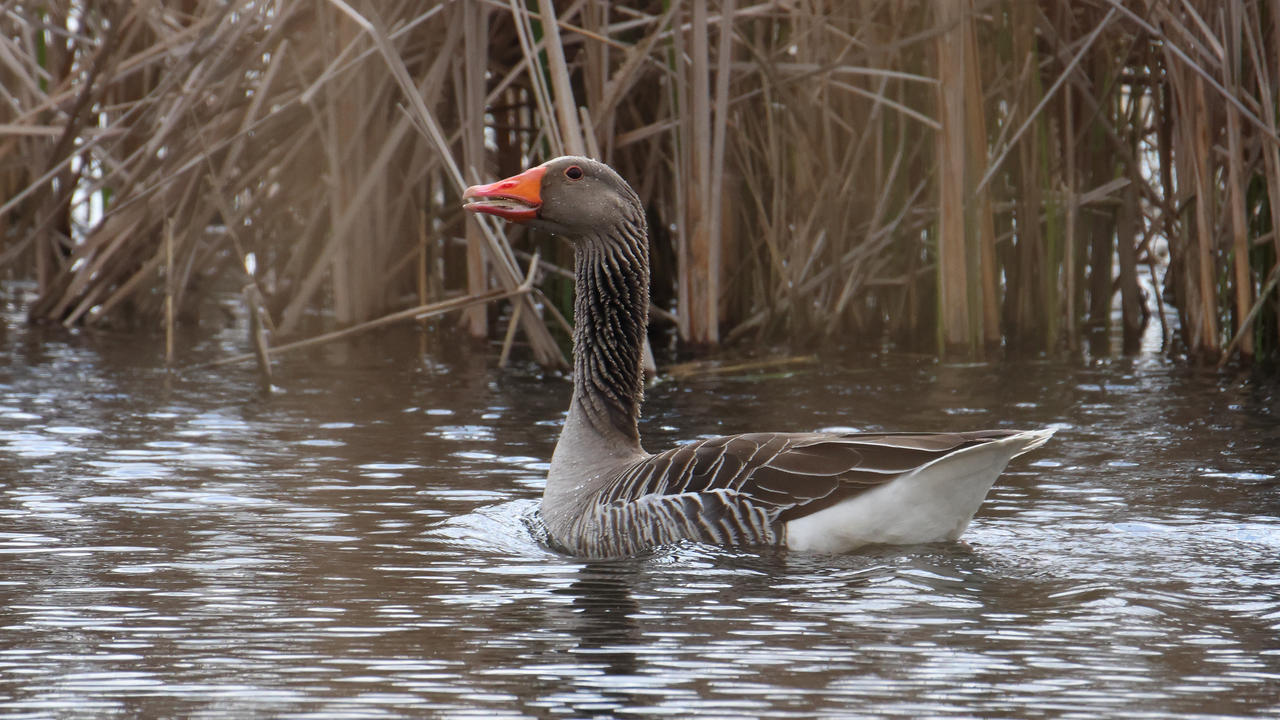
[1,307,1278,719]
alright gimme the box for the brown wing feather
[603,430,1024,529]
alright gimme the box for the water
[1,306,1278,719]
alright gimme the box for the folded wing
[598,430,1029,545]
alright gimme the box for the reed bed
[2,1,1278,368]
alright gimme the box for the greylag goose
[464,156,1052,558]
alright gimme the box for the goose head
[463,156,642,244]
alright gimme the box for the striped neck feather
[571,216,649,446]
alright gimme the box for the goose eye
[564,165,583,181]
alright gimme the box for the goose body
[464,156,1052,559]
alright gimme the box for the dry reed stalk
[1224,9,1253,360]
[1084,52,1114,339]
[164,218,175,366]
[202,275,540,371]
[670,7,692,340]
[685,0,716,345]
[499,251,540,368]
[1117,181,1143,354]
[417,208,428,309]
[536,0,587,156]
[1008,0,1044,348]
[462,0,489,337]
[1062,78,1080,352]
[508,0,563,157]
[665,354,817,381]
[1189,71,1221,359]
[245,283,273,390]
[962,5,999,349]
[934,0,972,354]
[707,0,735,340]
[1244,0,1280,349]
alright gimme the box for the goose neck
[568,223,649,450]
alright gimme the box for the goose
[463,156,1052,558]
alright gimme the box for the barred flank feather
[552,429,1045,558]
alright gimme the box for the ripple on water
[4,431,85,457]
[43,426,102,436]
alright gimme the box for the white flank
[784,429,1054,553]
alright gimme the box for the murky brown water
[2,295,1278,719]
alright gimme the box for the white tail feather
[784,429,1053,553]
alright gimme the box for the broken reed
[1,1,1277,368]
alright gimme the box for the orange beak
[462,165,546,222]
